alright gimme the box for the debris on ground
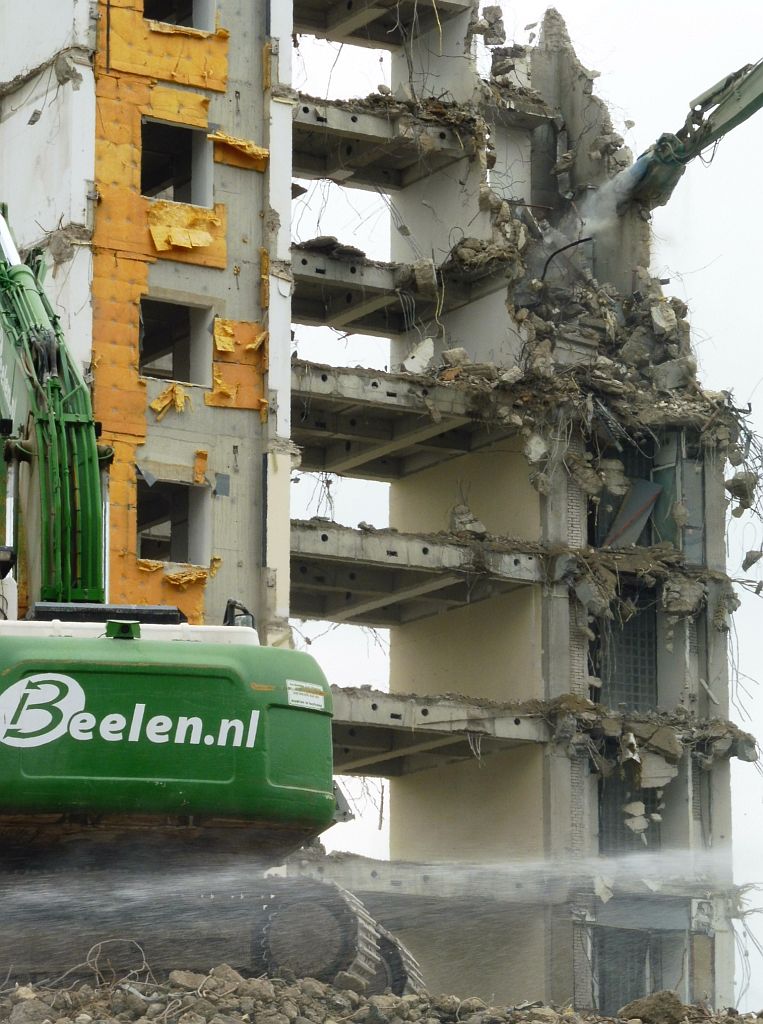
[1,976,757,1024]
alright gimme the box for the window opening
[139,298,212,386]
[598,765,662,856]
[143,0,215,29]
[145,0,193,25]
[137,480,210,565]
[652,432,705,562]
[141,121,212,207]
[589,439,655,548]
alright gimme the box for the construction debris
[1,976,756,1024]
[449,503,488,539]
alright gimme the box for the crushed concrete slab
[725,469,758,516]
[649,356,696,391]
[650,301,679,338]
[450,503,488,539]
[401,336,435,374]
[742,549,763,571]
[642,725,684,762]
[640,750,680,788]
[661,577,706,618]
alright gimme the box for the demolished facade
[0,0,760,1015]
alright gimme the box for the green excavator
[0,213,423,993]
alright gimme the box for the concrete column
[391,11,478,105]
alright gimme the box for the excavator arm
[616,59,763,212]
[0,212,112,607]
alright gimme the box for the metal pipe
[5,458,16,548]
[0,216,22,267]
[100,467,110,603]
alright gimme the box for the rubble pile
[2,976,759,1024]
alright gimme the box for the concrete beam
[290,519,545,625]
[286,855,571,908]
[326,0,388,36]
[286,853,736,914]
[291,244,509,337]
[291,360,518,480]
[293,0,474,47]
[331,685,551,775]
[293,96,475,190]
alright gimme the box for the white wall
[0,0,94,82]
[47,246,95,370]
[0,64,95,248]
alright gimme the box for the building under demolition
[0,0,759,1014]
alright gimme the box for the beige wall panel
[390,589,543,701]
[390,447,539,541]
[390,745,545,862]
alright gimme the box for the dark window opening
[137,478,210,565]
[141,120,211,206]
[598,764,662,855]
[137,479,190,562]
[140,299,190,381]
[144,0,194,26]
[594,927,665,1015]
[142,120,193,202]
[591,587,658,710]
[139,298,211,385]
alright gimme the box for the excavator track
[373,924,427,996]
[0,866,426,995]
[254,878,382,990]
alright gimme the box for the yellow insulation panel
[149,382,191,420]
[209,130,269,172]
[93,68,225,267]
[93,30,213,621]
[193,450,209,485]
[146,86,210,127]
[92,253,208,622]
[106,4,229,92]
[207,318,268,416]
[96,186,227,268]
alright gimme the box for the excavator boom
[0,212,111,604]
[616,59,763,212]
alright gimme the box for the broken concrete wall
[529,9,649,293]
[490,124,534,206]
[287,4,756,1009]
[393,290,527,372]
[0,3,94,83]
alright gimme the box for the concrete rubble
[2,976,759,1024]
